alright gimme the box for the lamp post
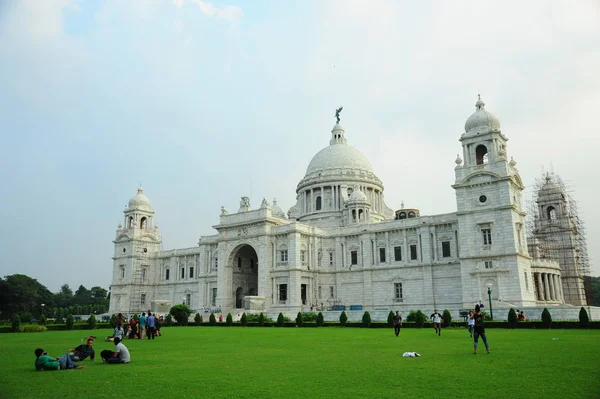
[486,287,493,321]
[41,304,45,317]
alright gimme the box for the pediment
[460,171,500,186]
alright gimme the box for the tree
[339,311,348,327]
[240,313,247,326]
[362,311,371,328]
[387,311,395,326]
[74,285,92,306]
[579,307,589,328]
[258,313,265,327]
[442,309,452,327]
[507,308,518,329]
[0,274,55,318]
[316,312,324,327]
[277,312,284,327]
[11,314,20,332]
[87,314,96,330]
[209,313,217,326]
[66,314,74,330]
[169,304,192,325]
[39,314,47,326]
[296,312,303,327]
[194,313,203,325]
[226,313,233,326]
[414,310,426,328]
[541,308,552,329]
[55,284,74,308]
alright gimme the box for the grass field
[1,326,599,399]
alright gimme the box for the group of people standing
[113,312,163,340]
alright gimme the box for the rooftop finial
[335,106,343,124]
[475,94,485,110]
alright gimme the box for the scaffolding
[525,172,591,305]
[129,248,148,315]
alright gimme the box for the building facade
[109,98,589,317]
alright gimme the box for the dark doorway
[301,284,307,305]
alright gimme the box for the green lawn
[1,326,599,398]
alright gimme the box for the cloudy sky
[0,0,598,292]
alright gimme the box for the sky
[0,0,599,293]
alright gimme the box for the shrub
[20,312,33,323]
[301,312,318,322]
[339,311,348,327]
[194,313,203,326]
[223,313,231,326]
[541,308,552,328]
[55,316,64,324]
[414,310,425,328]
[316,312,324,327]
[579,307,589,328]
[169,304,192,326]
[406,310,417,322]
[507,308,518,329]
[87,314,96,330]
[240,313,247,326]
[258,313,265,327]
[296,312,303,327]
[110,314,117,328]
[362,311,371,328]
[39,315,47,326]
[66,314,74,330]
[387,311,395,326]
[277,313,284,327]
[246,314,273,323]
[18,325,47,333]
[442,309,452,327]
[11,314,20,332]
[209,313,217,326]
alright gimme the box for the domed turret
[464,95,501,136]
[128,186,153,211]
[271,198,286,219]
[348,187,369,203]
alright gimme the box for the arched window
[352,209,357,221]
[408,211,416,218]
[475,145,489,165]
[399,212,407,220]
[129,217,134,228]
[316,196,322,211]
[547,206,556,221]
[140,217,147,229]
[358,209,364,221]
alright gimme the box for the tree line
[0,274,110,320]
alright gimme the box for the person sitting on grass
[35,348,86,370]
[100,337,131,364]
[67,338,95,362]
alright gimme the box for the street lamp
[41,304,45,317]
[486,285,493,321]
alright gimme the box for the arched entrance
[230,244,259,310]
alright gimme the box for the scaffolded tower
[526,172,590,306]
[129,247,148,315]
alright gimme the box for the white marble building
[109,97,591,319]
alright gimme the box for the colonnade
[533,272,564,303]
[300,185,383,214]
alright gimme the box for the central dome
[306,144,373,175]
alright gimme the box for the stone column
[543,273,550,301]
[559,276,565,302]
[549,274,556,301]
[537,273,544,301]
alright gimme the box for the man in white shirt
[430,309,443,336]
[101,337,130,364]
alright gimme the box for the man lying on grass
[34,348,86,370]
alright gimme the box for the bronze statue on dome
[335,106,343,124]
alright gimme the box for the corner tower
[110,187,161,314]
[453,96,535,307]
